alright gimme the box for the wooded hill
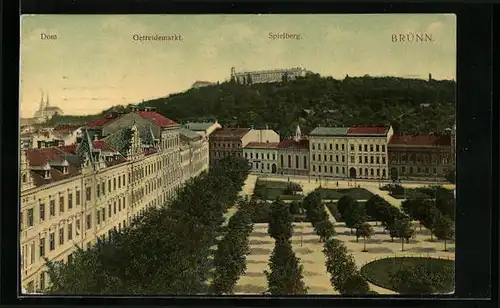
[48,74,455,139]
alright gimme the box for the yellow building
[308,127,350,178]
[19,109,208,292]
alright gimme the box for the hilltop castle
[230,67,311,84]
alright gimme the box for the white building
[243,142,279,174]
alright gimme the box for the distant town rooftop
[277,139,309,150]
[389,133,451,147]
[86,109,178,128]
[347,126,390,136]
[309,127,349,136]
[245,142,280,149]
[184,121,217,131]
[210,128,251,139]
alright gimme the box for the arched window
[280,155,284,168]
[303,156,307,169]
[295,155,299,168]
[287,155,291,168]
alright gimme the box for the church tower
[38,89,45,111]
[293,125,301,142]
[20,142,35,192]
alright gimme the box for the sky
[20,14,456,118]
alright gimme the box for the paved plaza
[228,174,455,295]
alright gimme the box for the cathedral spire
[45,91,50,107]
[39,89,45,111]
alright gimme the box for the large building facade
[308,127,350,178]
[243,143,279,174]
[388,133,454,181]
[345,126,394,180]
[19,109,208,292]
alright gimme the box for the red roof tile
[245,142,279,149]
[86,117,118,128]
[26,148,66,166]
[58,144,77,154]
[389,134,451,146]
[135,111,178,127]
[211,128,251,139]
[53,124,81,132]
[93,140,118,152]
[277,139,309,150]
[347,126,389,135]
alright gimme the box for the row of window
[244,152,276,160]
[21,190,81,229]
[312,165,388,177]
[279,155,308,169]
[396,166,442,175]
[311,153,388,165]
[211,142,241,149]
[311,143,386,153]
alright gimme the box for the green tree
[393,217,415,251]
[211,208,254,294]
[268,199,293,241]
[264,239,308,295]
[355,222,374,252]
[323,239,370,295]
[343,201,367,234]
[337,195,355,218]
[433,216,455,251]
[45,155,250,294]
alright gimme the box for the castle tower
[294,125,301,142]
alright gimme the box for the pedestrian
[336,181,339,187]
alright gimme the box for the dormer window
[62,167,68,174]
[44,171,51,179]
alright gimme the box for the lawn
[390,189,433,200]
[248,202,308,223]
[315,188,374,200]
[360,257,454,294]
[253,179,303,200]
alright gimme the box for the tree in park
[314,219,336,242]
[389,263,454,294]
[45,155,250,294]
[421,206,441,241]
[323,239,370,295]
[355,222,374,252]
[268,199,293,241]
[393,216,415,251]
[289,201,302,216]
[433,216,455,251]
[211,208,254,295]
[264,239,308,295]
[343,201,367,234]
[303,191,328,224]
[337,195,356,217]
